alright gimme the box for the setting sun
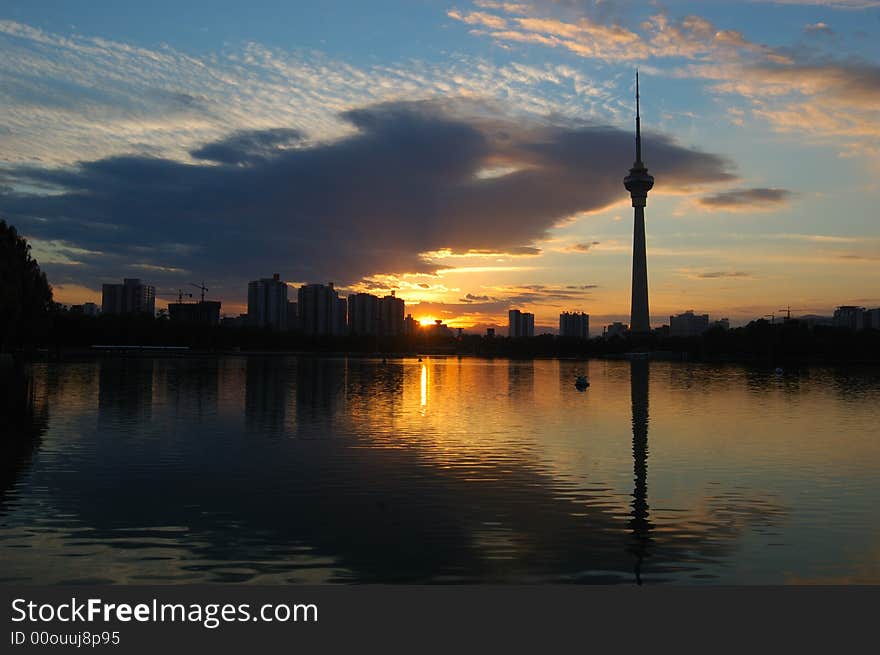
[418,316,439,326]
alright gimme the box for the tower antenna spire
[635,69,642,165]
[623,70,654,334]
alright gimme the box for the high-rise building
[509,309,520,337]
[508,309,535,337]
[559,312,590,338]
[379,292,405,336]
[669,310,710,337]
[348,293,380,335]
[404,314,418,336]
[336,296,348,336]
[168,300,221,325]
[833,306,865,330]
[101,278,155,316]
[287,301,299,332]
[348,291,405,336]
[247,273,288,330]
[623,72,654,334]
[298,282,346,336]
[864,308,880,330]
[101,284,122,315]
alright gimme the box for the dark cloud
[697,187,791,210]
[459,293,495,303]
[0,100,734,301]
[190,128,304,164]
[507,246,543,256]
[568,241,601,252]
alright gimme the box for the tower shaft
[630,206,650,332]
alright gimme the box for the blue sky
[1,0,879,330]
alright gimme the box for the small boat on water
[575,375,590,390]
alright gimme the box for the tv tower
[624,71,654,334]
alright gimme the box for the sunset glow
[0,1,878,332]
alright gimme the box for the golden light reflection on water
[420,363,427,411]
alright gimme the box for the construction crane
[177,289,193,303]
[189,281,208,303]
[778,306,806,320]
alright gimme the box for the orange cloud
[446,9,508,30]
[450,2,880,155]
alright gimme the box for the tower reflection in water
[628,359,652,584]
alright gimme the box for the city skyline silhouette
[1,2,878,331]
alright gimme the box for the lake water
[2,356,879,584]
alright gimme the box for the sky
[1,0,879,332]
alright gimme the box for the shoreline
[12,347,880,368]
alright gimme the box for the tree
[0,220,54,351]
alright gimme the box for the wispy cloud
[0,19,626,167]
[804,22,834,35]
[753,1,880,8]
[696,187,792,211]
[692,271,753,279]
[447,9,509,29]
[449,6,768,62]
[688,59,880,143]
[835,253,880,262]
[449,2,880,155]
[566,240,601,252]
[762,233,867,243]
